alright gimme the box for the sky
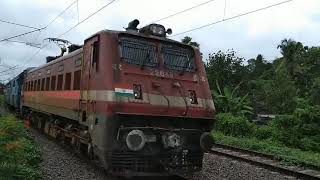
[0,0,319,82]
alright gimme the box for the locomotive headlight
[150,25,165,36]
[126,130,146,151]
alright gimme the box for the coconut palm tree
[277,38,305,78]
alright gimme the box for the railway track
[210,143,320,180]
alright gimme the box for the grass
[0,115,42,180]
[212,131,320,168]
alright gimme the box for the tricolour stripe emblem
[114,83,134,97]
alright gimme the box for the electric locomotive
[22,20,215,176]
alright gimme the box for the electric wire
[0,28,45,42]
[44,0,78,28]
[0,65,21,74]
[0,0,78,44]
[4,40,41,48]
[0,19,41,30]
[151,0,217,23]
[24,0,118,65]
[57,0,117,38]
[172,0,295,37]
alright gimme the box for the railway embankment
[0,114,42,179]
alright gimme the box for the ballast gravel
[190,153,297,180]
[30,130,114,180]
[31,129,297,180]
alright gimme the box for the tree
[277,38,305,78]
[247,54,272,79]
[181,36,200,47]
[205,50,249,91]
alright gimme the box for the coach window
[25,82,28,91]
[73,70,81,90]
[41,78,45,91]
[45,77,50,91]
[37,79,41,91]
[64,73,71,90]
[51,76,56,91]
[91,41,99,71]
[31,81,33,91]
[57,74,63,90]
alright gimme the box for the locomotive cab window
[119,37,158,67]
[162,45,196,72]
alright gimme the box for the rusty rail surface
[210,143,320,180]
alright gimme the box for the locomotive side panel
[23,50,83,121]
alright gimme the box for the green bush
[254,125,273,140]
[0,115,41,180]
[212,131,320,168]
[215,113,254,137]
[271,115,302,147]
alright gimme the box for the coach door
[80,35,99,130]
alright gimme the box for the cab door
[80,35,99,130]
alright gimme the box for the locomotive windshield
[119,37,158,67]
[162,45,195,72]
[119,36,196,72]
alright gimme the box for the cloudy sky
[0,0,319,82]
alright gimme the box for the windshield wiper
[179,54,191,75]
[140,50,150,69]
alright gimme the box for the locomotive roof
[28,29,196,75]
[28,48,83,74]
[87,29,198,49]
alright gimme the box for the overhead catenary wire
[57,0,118,38]
[0,28,45,42]
[23,0,118,66]
[150,0,217,24]
[4,40,41,48]
[0,0,78,44]
[0,65,21,74]
[172,0,295,37]
[44,0,78,29]
[0,19,41,30]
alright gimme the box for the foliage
[213,81,253,116]
[212,131,320,168]
[270,115,301,147]
[205,50,249,92]
[0,115,41,180]
[215,113,254,137]
[181,36,200,47]
[254,125,273,140]
[205,38,320,115]
[309,77,320,105]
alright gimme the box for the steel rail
[210,143,320,180]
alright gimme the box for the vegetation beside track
[212,131,320,168]
[196,37,320,169]
[0,100,42,180]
